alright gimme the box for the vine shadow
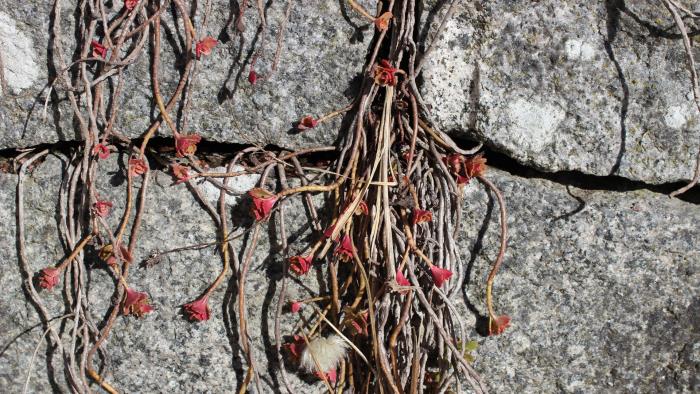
[337,0,371,44]
[621,4,700,39]
[217,0,275,104]
[14,166,64,392]
[603,0,700,176]
[19,0,73,144]
[258,187,336,392]
[460,190,495,337]
[550,185,586,222]
[603,0,629,176]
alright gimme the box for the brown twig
[477,175,508,323]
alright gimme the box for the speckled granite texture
[1,0,699,392]
[421,0,700,184]
[0,154,319,393]
[0,1,367,150]
[4,1,700,183]
[460,169,699,392]
[1,155,697,393]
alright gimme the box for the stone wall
[0,0,698,393]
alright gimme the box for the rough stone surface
[422,0,700,184]
[4,0,700,186]
[0,1,368,150]
[0,11,41,95]
[459,169,699,392]
[1,156,697,392]
[0,153,319,393]
[1,2,699,392]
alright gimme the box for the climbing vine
[11,0,700,393]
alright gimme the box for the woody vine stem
[20,0,700,393]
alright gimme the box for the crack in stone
[482,145,700,205]
[2,136,698,205]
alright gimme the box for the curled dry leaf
[183,295,211,321]
[430,265,453,288]
[488,315,511,336]
[248,188,278,221]
[175,133,202,157]
[289,255,313,275]
[38,267,61,290]
[122,288,154,317]
[91,40,107,58]
[374,12,392,31]
[297,116,319,130]
[195,36,218,59]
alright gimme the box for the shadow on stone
[222,273,245,392]
[461,189,494,332]
[337,0,369,44]
[603,0,629,176]
[551,185,586,222]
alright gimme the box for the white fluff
[300,335,348,372]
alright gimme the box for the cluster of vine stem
[13,1,700,393]
[226,0,506,392]
[13,0,515,393]
[15,0,292,392]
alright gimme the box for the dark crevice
[480,145,700,205]
[2,136,698,205]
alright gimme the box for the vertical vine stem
[478,175,508,324]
